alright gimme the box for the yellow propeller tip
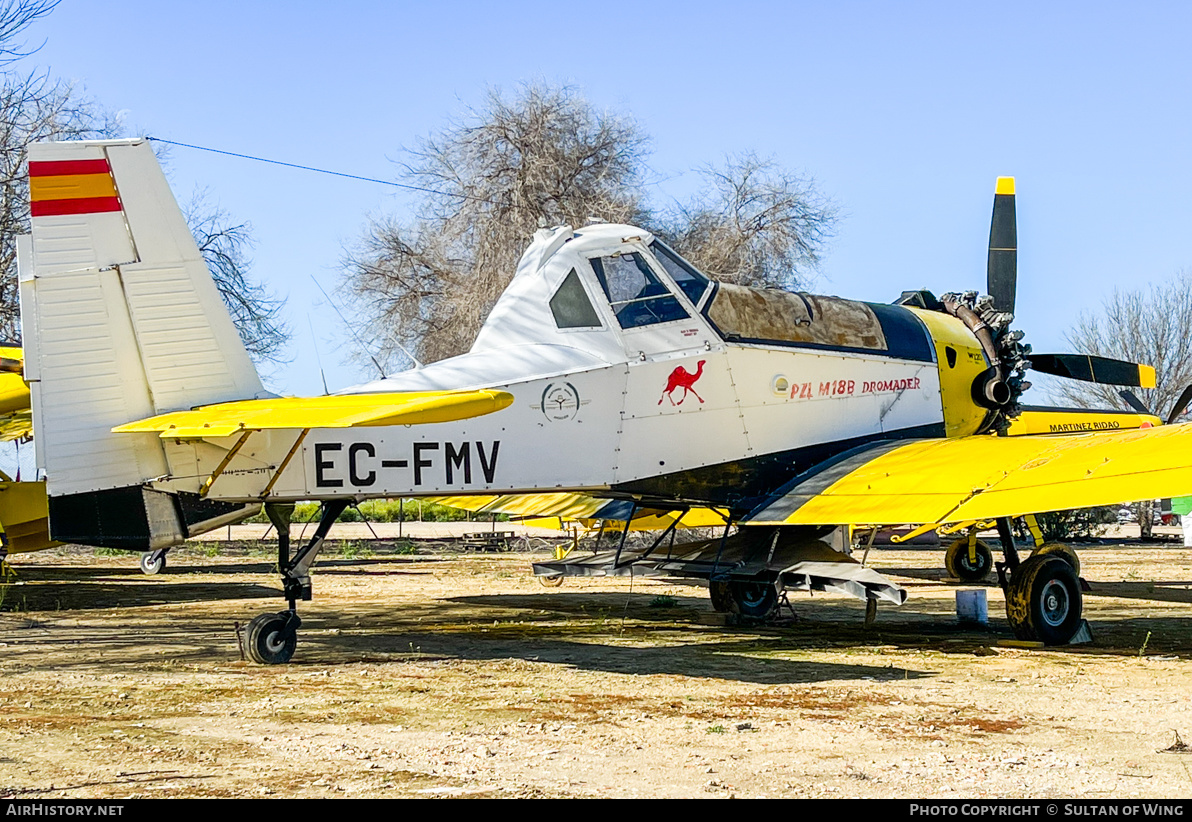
[1139,364,1157,389]
[995,177,1016,195]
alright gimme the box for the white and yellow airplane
[17,138,1192,663]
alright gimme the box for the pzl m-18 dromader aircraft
[18,139,1192,663]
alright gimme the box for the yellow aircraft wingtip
[995,176,1015,195]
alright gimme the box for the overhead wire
[146,136,498,205]
[148,136,439,381]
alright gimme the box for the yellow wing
[113,390,514,438]
[744,423,1192,527]
[0,345,31,441]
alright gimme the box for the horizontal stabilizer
[113,390,514,438]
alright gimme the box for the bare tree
[0,0,290,362]
[346,84,648,367]
[1050,270,1192,537]
[653,154,837,290]
[184,193,288,362]
[0,1,56,66]
[344,83,838,369]
[1052,270,1192,419]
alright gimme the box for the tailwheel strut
[242,499,350,665]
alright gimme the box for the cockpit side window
[589,252,689,329]
[549,268,602,328]
[650,240,711,307]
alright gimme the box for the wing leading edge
[743,423,1192,526]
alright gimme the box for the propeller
[987,177,1017,315]
[1122,385,1192,425]
[1118,390,1152,416]
[936,177,1159,432]
[1027,354,1156,389]
[982,177,1154,390]
[1168,384,1192,424]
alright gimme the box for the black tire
[729,580,779,619]
[139,551,166,575]
[944,537,992,582]
[1005,554,1083,645]
[245,612,298,665]
[1032,542,1080,576]
[709,580,733,612]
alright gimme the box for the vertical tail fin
[19,139,264,547]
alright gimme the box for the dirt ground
[1,537,1192,799]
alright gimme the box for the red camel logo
[658,360,706,406]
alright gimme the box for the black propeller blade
[1030,353,1156,388]
[1118,390,1152,416]
[1117,385,1192,425]
[1167,384,1192,424]
[987,176,1017,315]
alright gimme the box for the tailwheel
[1005,554,1083,644]
[728,580,780,620]
[944,537,993,582]
[1032,542,1080,576]
[139,550,167,575]
[244,610,300,665]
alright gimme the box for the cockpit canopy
[469,223,931,365]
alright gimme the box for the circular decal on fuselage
[541,382,581,421]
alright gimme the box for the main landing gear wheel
[139,551,166,575]
[1032,542,1080,576]
[244,611,300,665]
[728,580,779,620]
[944,537,993,582]
[709,580,733,613]
[1005,554,1083,645]
[537,574,564,588]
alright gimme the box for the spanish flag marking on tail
[28,158,121,217]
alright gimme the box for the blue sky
[26,0,1192,396]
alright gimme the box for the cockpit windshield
[589,252,689,329]
[650,240,711,307]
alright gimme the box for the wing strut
[261,429,310,499]
[199,430,253,498]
